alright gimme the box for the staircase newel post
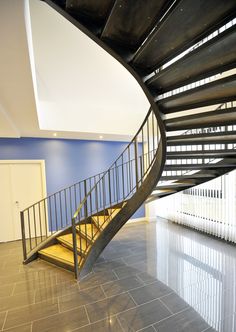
[134,137,139,191]
[72,217,79,280]
[20,211,27,261]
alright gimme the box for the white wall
[29,0,149,138]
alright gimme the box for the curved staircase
[21,0,236,278]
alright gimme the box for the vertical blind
[155,169,236,243]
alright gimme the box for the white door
[0,161,46,242]
[0,164,14,242]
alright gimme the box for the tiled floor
[0,218,236,331]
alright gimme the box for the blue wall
[0,137,144,219]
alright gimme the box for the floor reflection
[149,218,236,331]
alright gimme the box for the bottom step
[39,244,82,272]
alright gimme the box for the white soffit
[29,0,149,137]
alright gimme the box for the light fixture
[99,135,103,139]
[53,133,57,137]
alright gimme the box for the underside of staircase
[21,0,236,279]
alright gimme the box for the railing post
[20,211,27,261]
[134,137,139,190]
[84,180,88,219]
[72,217,79,280]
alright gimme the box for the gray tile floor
[0,218,236,331]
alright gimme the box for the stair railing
[72,108,163,278]
[20,170,106,262]
[21,108,164,268]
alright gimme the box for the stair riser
[38,253,75,272]
[57,240,86,258]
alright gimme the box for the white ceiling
[0,0,149,141]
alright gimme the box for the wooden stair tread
[57,234,89,254]
[92,207,122,229]
[39,244,81,267]
[107,208,121,217]
[76,223,100,240]
[92,215,111,229]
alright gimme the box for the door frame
[0,159,47,203]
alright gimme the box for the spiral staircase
[20,0,236,279]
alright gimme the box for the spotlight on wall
[53,133,57,137]
[99,135,103,139]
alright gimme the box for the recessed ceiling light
[99,135,103,139]
[53,133,57,137]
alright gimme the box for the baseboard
[127,217,148,224]
[146,216,157,223]
[126,216,158,224]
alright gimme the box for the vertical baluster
[54,194,58,231]
[142,128,146,177]
[27,209,32,250]
[43,199,48,238]
[128,146,132,193]
[139,156,143,183]
[147,116,150,166]
[108,169,112,205]
[88,193,93,243]
[89,180,92,213]
[122,154,125,199]
[38,202,43,242]
[116,161,120,202]
[134,137,139,190]
[59,191,63,229]
[49,196,53,234]
[102,176,106,227]
[84,180,88,219]
[116,165,121,202]
[98,174,102,208]
[74,184,77,214]
[33,205,37,245]
[64,189,68,226]
[69,187,73,220]
[95,183,99,238]
[84,180,88,242]
[112,167,116,203]
[20,211,27,261]
[89,178,92,212]
[72,217,79,280]
[152,111,155,158]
